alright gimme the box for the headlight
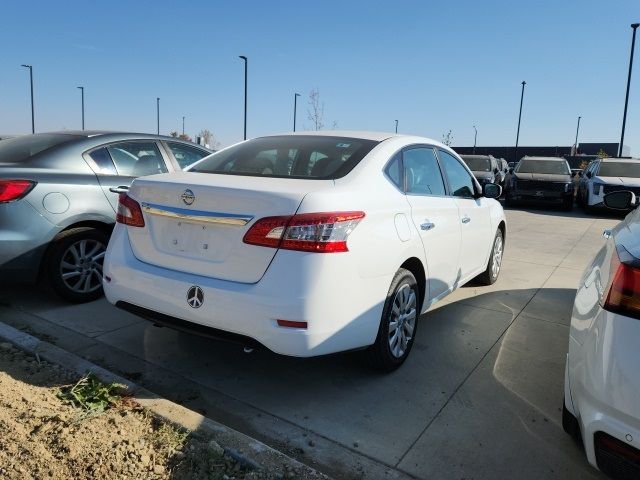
[593,183,603,195]
[564,183,573,193]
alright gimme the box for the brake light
[0,180,36,203]
[602,250,640,319]
[243,211,365,253]
[116,193,145,227]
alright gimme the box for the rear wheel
[45,227,108,303]
[477,229,503,285]
[364,268,419,372]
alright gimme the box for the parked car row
[576,156,640,213]
[0,131,212,302]
[460,154,508,188]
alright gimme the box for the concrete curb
[0,320,326,478]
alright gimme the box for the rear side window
[439,150,476,198]
[190,136,379,179]
[403,147,446,196]
[0,134,80,163]
[167,142,210,170]
[385,153,402,189]
[106,142,168,176]
[88,147,117,174]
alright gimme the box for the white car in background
[577,157,640,212]
[564,190,640,477]
[103,132,505,370]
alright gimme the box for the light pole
[514,81,526,163]
[473,125,477,154]
[293,93,300,132]
[619,23,639,157]
[182,116,185,136]
[21,64,34,133]
[77,86,85,130]
[156,97,160,135]
[574,116,581,154]
[239,55,248,140]
[395,120,398,133]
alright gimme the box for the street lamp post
[239,55,248,140]
[293,93,301,132]
[77,87,85,130]
[395,120,398,133]
[574,116,581,154]
[619,23,639,157]
[182,116,185,136]
[21,64,34,133]
[156,97,160,135]
[514,81,526,163]
[473,125,477,154]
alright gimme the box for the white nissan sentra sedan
[564,190,640,477]
[103,132,505,370]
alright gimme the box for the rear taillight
[0,180,36,203]
[243,211,365,253]
[116,193,145,227]
[602,249,640,319]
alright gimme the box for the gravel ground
[0,341,325,480]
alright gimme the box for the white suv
[577,157,640,212]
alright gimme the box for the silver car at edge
[0,131,212,302]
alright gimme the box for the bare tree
[307,88,325,131]
[197,129,220,149]
[442,130,454,146]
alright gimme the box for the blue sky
[0,0,638,153]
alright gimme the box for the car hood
[594,176,640,187]
[514,173,571,182]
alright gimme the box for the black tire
[44,227,109,303]
[562,398,583,446]
[364,268,419,372]
[477,229,504,285]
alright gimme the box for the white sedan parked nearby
[564,190,640,477]
[103,132,506,370]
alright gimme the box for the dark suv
[505,156,575,210]
[460,155,501,187]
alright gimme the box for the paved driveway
[0,207,622,479]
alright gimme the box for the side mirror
[483,183,502,199]
[578,171,584,177]
[509,168,514,174]
[603,191,637,210]
[571,171,577,178]
[586,171,593,179]
[493,168,499,174]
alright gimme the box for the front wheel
[477,229,504,285]
[44,227,108,303]
[364,268,419,372]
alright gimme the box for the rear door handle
[461,215,471,224]
[420,221,435,231]
[109,185,130,194]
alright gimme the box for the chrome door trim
[141,202,253,226]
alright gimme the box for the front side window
[167,142,210,170]
[190,136,378,179]
[106,142,168,176]
[439,150,476,198]
[403,147,446,195]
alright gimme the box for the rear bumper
[103,225,392,357]
[0,200,58,283]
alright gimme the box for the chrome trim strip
[141,202,253,226]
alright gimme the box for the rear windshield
[598,161,640,178]
[0,134,80,163]
[462,157,491,172]
[516,159,570,175]
[189,136,379,179]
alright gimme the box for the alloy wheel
[59,239,106,294]
[491,234,503,279]
[388,284,417,358]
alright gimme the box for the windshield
[598,161,640,178]
[462,157,491,172]
[190,136,379,179]
[516,159,570,175]
[0,134,80,163]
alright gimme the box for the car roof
[263,130,400,142]
[460,154,493,159]
[600,156,640,163]
[521,156,566,161]
[44,130,189,142]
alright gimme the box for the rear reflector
[0,180,36,203]
[243,211,365,253]
[277,320,308,329]
[116,193,145,227]
[594,431,640,478]
[602,249,640,319]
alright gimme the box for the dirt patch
[0,342,324,479]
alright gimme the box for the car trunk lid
[125,172,332,283]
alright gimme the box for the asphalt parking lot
[0,207,623,479]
